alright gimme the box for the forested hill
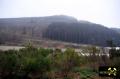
[0,15,120,46]
[111,28,120,34]
[43,22,120,46]
[0,15,77,44]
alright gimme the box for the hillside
[111,28,120,34]
[0,15,120,46]
[0,15,77,44]
[43,22,120,46]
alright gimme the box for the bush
[0,50,18,79]
[72,67,96,79]
[0,47,89,79]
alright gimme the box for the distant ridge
[0,15,120,46]
[111,28,120,34]
[43,22,120,46]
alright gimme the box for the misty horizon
[0,15,120,29]
[0,0,120,28]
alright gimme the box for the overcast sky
[0,0,120,28]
